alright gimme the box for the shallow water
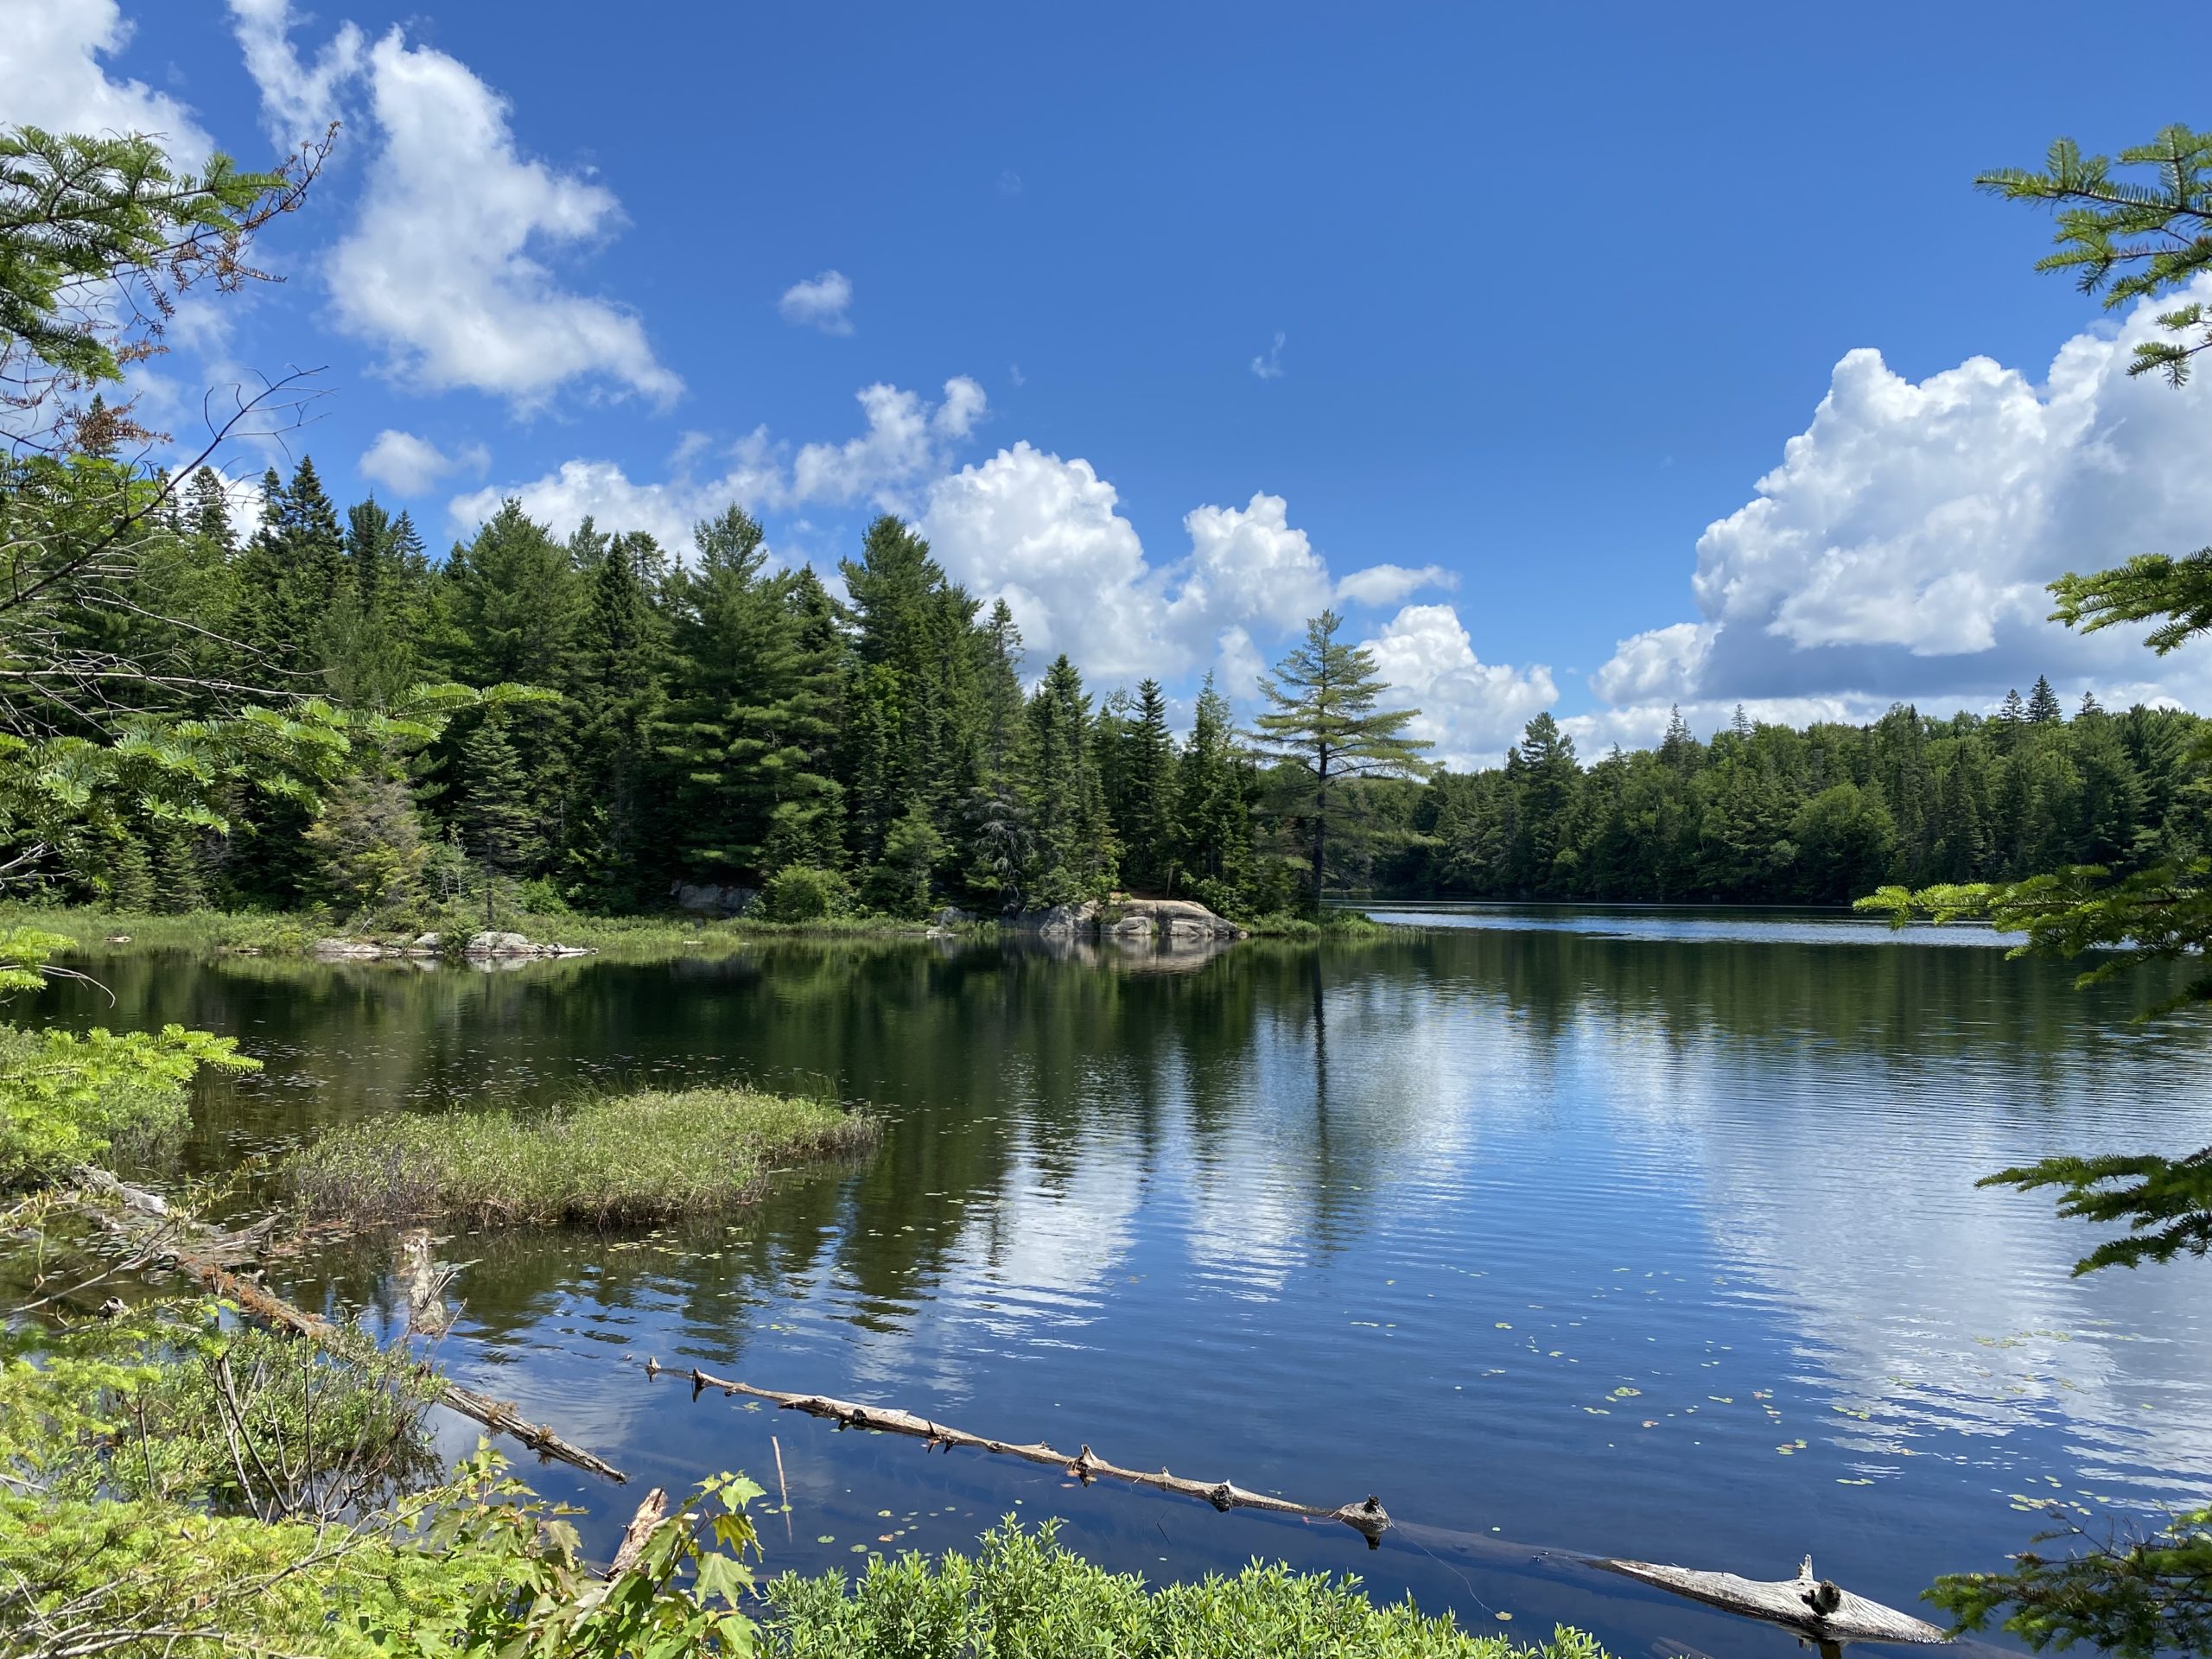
[45,910,2212,1655]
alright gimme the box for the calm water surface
[48,910,2212,1656]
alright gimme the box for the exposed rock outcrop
[1010,898,1244,943]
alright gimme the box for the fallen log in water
[1594,1554,1949,1647]
[643,1357,1392,1545]
[645,1356,1952,1645]
[53,1173,627,1485]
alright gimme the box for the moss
[280,1085,879,1227]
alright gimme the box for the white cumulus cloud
[0,0,212,166]
[225,0,360,144]
[779,270,854,334]
[1588,277,2212,735]
[1335,562,1453,608]
[450,377,984,549]
[359,429,488,496]
[232,6,678,410]
[1362,604,1556,770]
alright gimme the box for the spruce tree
[1024,654,1117,904]
[1175,674,1254,904]
[455,711,543,917]
[2027,674,2064,724]
[1249,610,1432,912]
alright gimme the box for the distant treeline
[52,454,2210,917]
[1383,694,2211,905]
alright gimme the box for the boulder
[931,906,982,928]
[313,938,387,959]
[465,931,537,957]
[671,881,758,917]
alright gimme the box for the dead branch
[606,1487,669,1580]
[1593,1554,1949,1647]
[51,1173,627,1485]
[643,1358,1390,1546]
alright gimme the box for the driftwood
[54,1173,627,1486]
[606,1487,669,1579]
[644,1358,1390,1545]
[645,1356,1950,1645]
[1594,1554,1949,1647]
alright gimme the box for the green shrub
[281,1086,878,1227]
[759,865,851,923]
[765,1519,1607,1658]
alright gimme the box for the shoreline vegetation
[281,1086,879,1228]
[8,900,1386,963]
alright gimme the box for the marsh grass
[10,905,976,964]
[280,1086,876,1228]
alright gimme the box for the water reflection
[42,915,2212,1655]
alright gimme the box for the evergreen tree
[454,711,543,906]
[1025,654,1116,904]
[1249,610,1433,912]
[1175,675,1255,905]
[1114,679,1179,893]
[2027,674,2064,724]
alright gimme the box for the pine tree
[1174,674,1254,904]
[1025,654,1116,904]
[1115,679,1179,892]
[569,524,668,906]
[2027,675,2064,724]
[455,711,543,902]
[660,508,842,886]
[1249,610,1433,912]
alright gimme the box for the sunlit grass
[281,1087,878,1227]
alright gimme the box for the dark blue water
[50,910,2212,1655]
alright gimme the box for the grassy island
[281,1086,878,1227]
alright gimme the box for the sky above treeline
[8,1,2212,766]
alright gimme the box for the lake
[47,908,2212,1656]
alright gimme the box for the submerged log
[643,1358,1390,1545]
[1594,1554,1948,1647]
[54,1173,627,1485]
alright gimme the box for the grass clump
[282,1086,878,1227]
[1238,909,1389,939]
[765,1518,1608,1658]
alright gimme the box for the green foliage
[304,772,430,921]
[1927,1507,2212,1658]
[280,1084,878,1227]
[0,124,308,409]
[361,1446,766,1658]
[0,929,256,1186]
[758,863,851,923]
[764,1518,1605,1659]
[1419,699,2208,905]
[1,1298,441,1518]
[1977,124,2212,385]
[1249,610,1433,912]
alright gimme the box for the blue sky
[10,1,2212,764]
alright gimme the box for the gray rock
[671,881,758,917]
[313,937,386,959]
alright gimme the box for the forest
[34,449,2209,922]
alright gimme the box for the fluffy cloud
[922,442,1168,683]
[1170,494,1335,637]
[1335,562,1454,608]
[1361,604,1556,770]
[1,0,212,166]
[779,270,854,334]
[448,377,982,547]
[226,0,360,143]
[359,429,488,496]
[1591,278,2212,734]
[232,6,677,409]
[791,378,984,508]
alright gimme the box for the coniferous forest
[37,451,2212,922]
